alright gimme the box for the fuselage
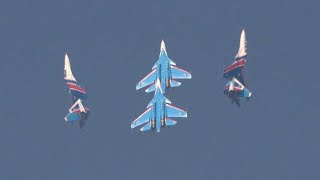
[149,88,168,132]
[153,51,172,93]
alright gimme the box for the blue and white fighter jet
[136,41,192,93]
[223,30,252,106]
[64,54,90,127]
[131,79,187,133]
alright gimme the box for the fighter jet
[64,54,90,127]
[223,29,252,106]
[136,40,192,93]
[131,79,187,133]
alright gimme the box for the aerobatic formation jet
[136,40,192,93]
[131,79,187,133]
[64,54,90,127]
[223,29,252,106]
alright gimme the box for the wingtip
[184,108,188,117]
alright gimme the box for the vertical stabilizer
[65,99,86,122]
[233,77,245,90]
[229,79,234,91]
[69,99,86,113]
[235,29,247,60]
[64,54,77,82]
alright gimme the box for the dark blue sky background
[0,0,319,179]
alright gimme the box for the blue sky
[0,0,319,179]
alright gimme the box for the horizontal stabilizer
[140,122,151,132]
[170,80,181,87]
[171,66,192,79]
[166,104,187,118]
[131,107,152,128]
[136,69,157,90]
[166,119,177,126]
[145,83,155,93]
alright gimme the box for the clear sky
[0,0,319,179]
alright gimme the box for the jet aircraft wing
[131,107,152,129]
[166,104,187,118]
[171,66,192,79]
[136,69,157,90]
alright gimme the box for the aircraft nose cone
[160,40,166,52]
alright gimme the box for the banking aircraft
[64,54,90,127]
[223,30,252,106]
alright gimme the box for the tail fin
[64,99,86,122]
[68,99,87,113]
[229,79,235,91]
